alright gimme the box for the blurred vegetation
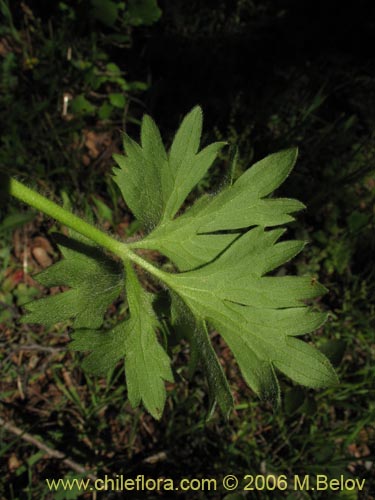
[1,0,374,498]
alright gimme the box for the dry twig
[0,416,97,481]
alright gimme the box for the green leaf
[21,105,337,418]
[136,148,304,270]
[113,125,165,227]
[126,0,162,26]
[106,63,121,75]
[137,195,239,271]
[113,106,226,229]
[0,212,35,233]
[98,102,113,120]
[197,321,234,419]
[109,92,126,109]
[91,0,119,26]
[23,233,123,328]
[163,227,337,399]
[189,147,303,233]
[171,294,233,418]
[347,211,369,232]
[71,262,173,419]
[164,107,225,221]
[105,109,337,408]
[70,95,95,115]
[14,283,39,307]
[92,196,114,224]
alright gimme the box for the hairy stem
[9,178,169,283]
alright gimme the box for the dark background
[1,1,374,498]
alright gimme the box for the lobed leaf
[170,293,233,418]
[164,227,337,400]
[136,147,304,271]
[23,233,123,329]
[71,262,173,419]
[113,106,226,231]
[22,106,337,418]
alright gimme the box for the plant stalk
[8,178,169,283]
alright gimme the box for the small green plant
[6,106,338,419]
[0,0,161,187]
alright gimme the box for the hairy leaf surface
[113,106,226,229]
[70,263,173,419]
[164,227,337,403]
[170,293,234,418]
[135,149,304,271]
[23,233,123,328]
[23,105,337,418]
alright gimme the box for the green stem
[9,178,169,283]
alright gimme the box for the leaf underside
[24,106,338,419]
[70,262,173,419]
[23,233,123,329]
